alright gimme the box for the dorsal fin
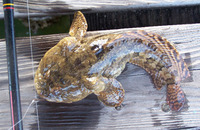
[69,11,88,41]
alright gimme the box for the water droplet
[115,105,123,111]
[161,102,171,112]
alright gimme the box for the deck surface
[0,23,200,129]
[1,0,200,18]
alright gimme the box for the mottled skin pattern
[34,11,190,111]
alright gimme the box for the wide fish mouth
[35,69,93,104]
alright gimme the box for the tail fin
[167,84,185,111]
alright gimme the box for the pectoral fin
[95,78,125,107]
[69,11,88,41]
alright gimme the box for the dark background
[1,4,200,39]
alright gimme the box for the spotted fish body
[34,11,190,111]
[87,31,190,111]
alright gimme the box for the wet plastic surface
[0,24,200,129]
